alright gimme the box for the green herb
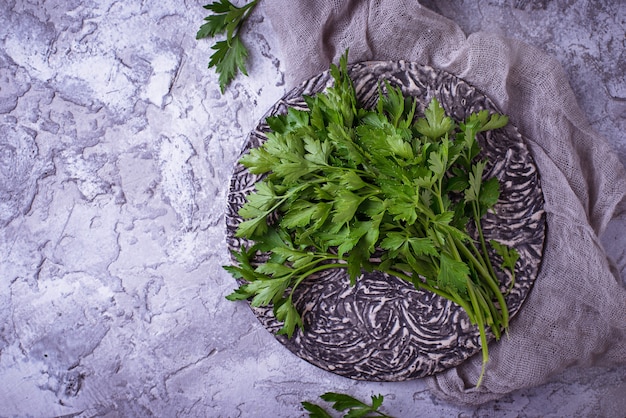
[196,0,258,93]
[490,239,520,292]
[225,53,519,386]
[302,392,394,418]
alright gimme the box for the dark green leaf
[320,393,367,411]
[337,221,372,256]
[264,131,305,161]
[244,278,289,307]
[434,211,455,226]
[203,0,234,14]
[408,237,438,256]
[266,114,288,133]
[223,251,262,282]
[428,149,446,178]
[337,235,360,258]
[254,262,293,278]
[281,200,321,229]
[479,176,500,209]
[225,8,246,40]
[346,248,366,284]
[379,232,406,252]
[327,123,363,165]
[304,137,332,166]
[275,298,303,338]
[451,200,470,230]
[340,170,368,190]
[196,14,228,39]
[345,409,373,418]
[380,82,406,127]
[285,108,310,129]
[405,257,438,282]
[315,392,390,418]
[235,216,267,238]
[238,181,276,219]
[490,239,520,281]
[224,286,252,301]
[270,245,305,261]
[387,131,414,159]
[301,402,333,418]
[437,254,469,295]
[239,147,278,174]
[414,97,454,140]
[362,217,382,254]
[332,190,365,225]
[466,109,509,132]
[253,227,292,253]
[464,160,486,204]
[447,177,469,193]
[480,113,508,132]
[209,37,250,93]
[273,159,313,184]
[370,394,384,410]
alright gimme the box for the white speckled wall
[1,1,624,416]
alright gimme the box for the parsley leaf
[301,402,333,418]
[466,109,509,133]
[479,176,500,211]
[275,298,303,338]
[332,190,366,226]
[414,97,454,140]
[197,0,258,93]
[490,239,520,290]
[437,254,470,295]
[302,392,393,418]
[196,13,227,39]
[209,37,249,93]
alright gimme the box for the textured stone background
[0,1,624,417]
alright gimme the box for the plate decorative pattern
[225,61,546,381]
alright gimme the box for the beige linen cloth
[262,0,626,406]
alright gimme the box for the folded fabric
[263,0,626,405]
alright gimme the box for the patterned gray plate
[226,61,546,381]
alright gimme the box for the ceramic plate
[225,61,546,381]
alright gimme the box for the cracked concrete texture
[0,0,624,417]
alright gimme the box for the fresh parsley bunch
[225,53,519,386]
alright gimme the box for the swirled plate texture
[226,61,546,381]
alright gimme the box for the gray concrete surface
[0,1,624,417]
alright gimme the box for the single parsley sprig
[226,53,519,386]
[196,0,258,93]
[302,392,394,418]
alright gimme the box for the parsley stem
[446,233,463,262]
[453,236,510,331]
[381,267,474,319]
[289,262,348,299]
[453,237,491,282]
[437,179,446,213]
[231,0,258,40]
[474,286,496,330]
[448,289,477,324]
[466,277,489,388]
[472,202,498,281]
